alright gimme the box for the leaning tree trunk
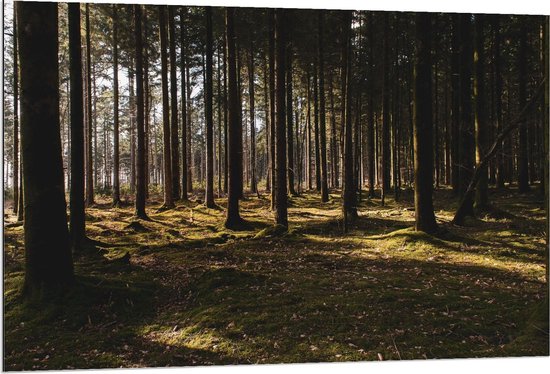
[205,6,215,207]
[159,6,174,208]
[413,12,438,234]
[68,2,86,249]
[453,79,546,225]
[274,8,288,228]
[474,15,489,209]
[17,1,74,295]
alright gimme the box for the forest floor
[3,186,549,370]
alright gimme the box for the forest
[2,0,549,370]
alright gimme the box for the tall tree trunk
[129,64,136,194]
[518,20,530,192]
[474,15,489,208]
[159,6,174,208]
[143,8,150,199]
[205,7,215,207]
[318,11,329,202]
[367,12,375,198]
[85,4,94,206]
[451,15,461,195]
[306,70,312,190]
[274,8,288,228]
[413,12,438,234]
[168,7,180,200]
[458,14,475,216]
[134,5,148,219]
[18,1,74,295]
[112,4,121,206]
[269,10,277,209]
[248,37,257,194]
[381,13,391,206]
[263,51,271,192]
[286,43,296,196]
[313,62,321,191]
[68,2,86,249]
[224,8,245,229]
[223,25,229,194]
[12,8,19,215]
[217,40,223,196]
[180,8,188,200]
[342,11,357,229]
[329,70,339,189]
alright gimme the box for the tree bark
[342,11,357,229]
[248,36,257,194]
[275,8,288,228]
[224,8,245,229]
[518,20,530,193]
[381,13,391,206]
[286,42,296,196]
[159,6,174,208]
[413,12,438,234]
[180,8,188,200]
[168,7,180,200]
[318,11,329,203]
[12,8,19,215]
[205,7,215,207]
[474,15,489,208]
[85,4,94,206]
[68,2,86,249]
[18,1,74,295]
[112,4,121,206]
[134,4,148,219]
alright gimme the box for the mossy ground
[3,187,548,370]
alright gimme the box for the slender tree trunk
[458,14,475,217]
[85,4,94,206]
[381,13,391,206]
[68,2,86,249]
[180,8,188,200]
[367,12,375,198]
[518,21,530,193]
[205,7,215,207]
[313,62,321,191]
[248,37,257,194]
[134,4,148,219]
[413,13,438,234]
[112,4,121,206]
[318,11,329,202]
[306,70,312,190]
[168,7,180,200]
[129,65,136,194]
[474,15,489,208]
[275,8,288,228]
[223,25,229,194]
[328,71,339,190]
[286,43,296,196]
[225,8,245,229]
[451,15,461,195]
[342,11,357,229]
[269,10,277,209]
[263,51,271,192]
[217,41,223,196]
[18,1,74,295]
[143,8,150,199]
[12,9,19,215]
[159,6,174,208]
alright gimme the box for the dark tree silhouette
[413,12,438,234]
[318,11,329,203]
[205,6,215,208]
[17,1,74,295]
[68,2,86,250]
